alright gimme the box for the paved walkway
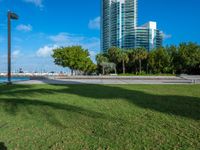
[16,78,200,85]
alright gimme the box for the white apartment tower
[101,0,162,53]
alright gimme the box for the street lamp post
[7,11,18,85]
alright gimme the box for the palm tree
[135,48,148,74]
[118,51,129,74]
[96,54,109,75]
[128,49,137,72]
[108,47,120,64]
[96,54,108,64]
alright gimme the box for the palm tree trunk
[139,59,142,74]
[146,63,149,74]
[123,60,125,74]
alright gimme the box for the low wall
[31,75,180,80]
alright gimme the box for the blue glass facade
[101,0,163,53]
[101,0,137,53]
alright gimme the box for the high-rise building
[101,0,162,53]
[136,22,163,52]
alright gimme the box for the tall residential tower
[101,0,163,53]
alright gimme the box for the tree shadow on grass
[0,142,7,150]
[0,83,200,121]
[0,97,108,128]
[63,84,200,120]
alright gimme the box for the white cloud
[16,24,32,32]
[49,33,100,51]
[161,31,172,40]
[41,32,100,61]
[88,17,100,30]
[23,0,43,8]
[49,33,85,44]
[36,45,58,57]
[0,31,100,71]
[0,52,67,73]
[0,32,100,72]
[12,50,22,58]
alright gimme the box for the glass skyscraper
[136,22,163,52]
[101,0,162,53]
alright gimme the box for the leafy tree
[177,43,200,74]
[148,47,170,73]
[80,58,97,75]
[166,45,178,74]
[52,46,96,75]
[95,42,200,75]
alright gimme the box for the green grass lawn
[0,84,200,150]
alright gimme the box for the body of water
[0,77,30,83]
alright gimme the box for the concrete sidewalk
[16,78,199,85]
[11,75,199,85]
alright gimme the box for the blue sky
[0,0,200,72]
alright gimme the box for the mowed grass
[0,84,200,150]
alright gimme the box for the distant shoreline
[0,73,68,77]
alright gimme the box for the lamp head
[8,11,19,20]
